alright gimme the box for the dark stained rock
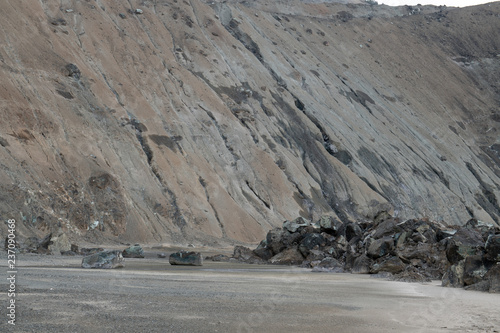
[367,237,394,259]
[442,260,465,288]
[81,250,124,269]
[169,251,203,266]
[344,223,363,242]
[371,256,406,274]
[445,227,485,264]
[463,255,490,286]
[282,229,304,247]
[65,63,81,79]
[37,233,52,254]
[269,246,304,265]
[352,254,372,274]
[485,234,500,262]
[299,233,325,257]
[122,244,145,258]
[252,240,273,260]
[421,227,438,243]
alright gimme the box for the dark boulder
[122,244,145,258]
[484,264,500,293]
[169,251,203,266]
[442,260,465,288]
[318,257,343,269]
[266,228,287,255]
[367,237,394,259]
[468,264,500,293]
[306,249,327,262]
[465,219,498,240]
[311,257,344,272]
[485,234,500,262]
[252,240,273,260]
[205,254,230,262]
[445,227,485,264]
[371,256,406,274]
[299,233,325,257]
[395,231,410,249]
[344,223,363,242]
[81,250,124,269]
[269,246,304,265]
[371,218,399,239]
[232,246,263,264]
[463,255,490,286]
[318,216,343,235]
[352,254,372,274]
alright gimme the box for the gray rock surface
[81,250,124,269]
[122,245,145,258]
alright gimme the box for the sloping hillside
[0,0,499,245]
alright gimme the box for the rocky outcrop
[122,244,145,258]
[169,251,203,266]
[0,1,499,245]
[81,250,124,269]
[225,216,500,292]
[4,231,73,255]
[48,230,72,255]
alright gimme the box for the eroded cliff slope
[0,0,499,245]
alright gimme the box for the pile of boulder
[3,229,83,255]
[225,216,500,292]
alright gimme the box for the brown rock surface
[0,0,499,245]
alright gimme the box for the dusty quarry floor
[1,249,499,333]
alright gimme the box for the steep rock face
[0,0,499,244]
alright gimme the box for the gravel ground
[1,251,499,333]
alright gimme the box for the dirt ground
[1,249,499,333]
